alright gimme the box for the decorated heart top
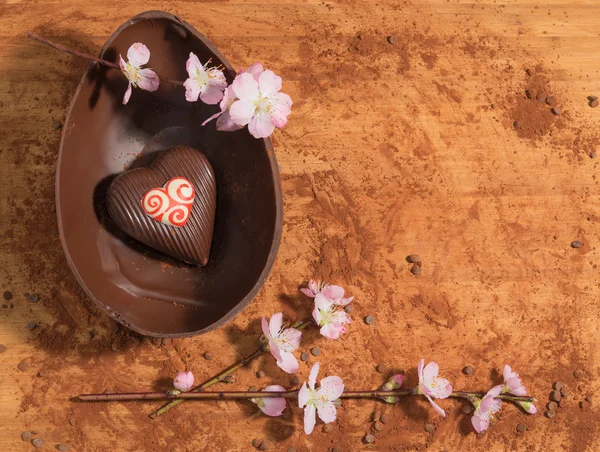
[141,177,195,227]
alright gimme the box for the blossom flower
[228,69,292,138]
[300,280,327,298]
[173,371,194,392]
[471,385,503,433]
[249,385,287,417]
[312,292,351,340]
[502,365,527,396]
[119,43,159,105]
[184,53,227,104]
[261,313,302,374]
[517,401,538,414]
[417,359,453,417]
[202,63,264,131]
[298,362,344,435]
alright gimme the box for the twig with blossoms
[27,32,292,138]
[79,360,537,436]
[148,280,354,419]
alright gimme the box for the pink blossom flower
[261,313,302,374]
[417,359,453,417]
[300,280,327,298]
[471,385,503,433]
[183,53,227,104]
[201,63,266,132]
[502,365,527,396]
[173,371,194,392]
[322,285,353,306]
[312,293,351,340]
[298,362,344,435]
[227,69,292,138]
[249,385,287,417]
[119,43,159,105]
[517,401,538,414]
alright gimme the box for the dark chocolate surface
[107,146,216,266]
[56,11,283,337]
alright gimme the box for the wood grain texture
[1,0,599,451]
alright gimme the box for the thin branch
[79,388,536,404]
[148,319,314,419]
[27,32,184,86]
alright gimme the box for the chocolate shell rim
[55,10,284,337]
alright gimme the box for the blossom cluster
[118,43,292,139]
[171,280,537,436]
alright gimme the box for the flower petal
[231,72,259,100]
[122,83,133,105]
[244,62,264,81]
[261,316,271,339]
[216,111,242,132]
[301,288,316,298]
[425,394,446,417]
[319,376,344,401]
[429,377,452,399]
[503,365,513,382]
[269,339,283,363]
[314,293,333,312]
[422,362,440,382]
[280,327,302,351]
[200,85,225,105]
[308,362,320,389]
[184,78,201,102]
[248,113,275,139]
[258,70,282,96]
[298,382,309,408]
[269,312,283,338]
[320,323,343,340]
[276,351,299,374]
[119,55,127,72]
[303,404,316,435]
[127,43,150,67]
[137,69,159,92]
[488,384,503,398]
[312,303,322,325]
[186,52,203,78]
[173,371,194,392]
[258,385,287,417]
[471,412,489,433]
[324,285,345,303]
[418,358,425,381]
[229,99,256,127]
[316,400,337,424]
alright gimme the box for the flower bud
[518,401,538,414]
[173,371,194,392]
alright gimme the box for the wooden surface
[1,0,599,451]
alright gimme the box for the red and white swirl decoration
[141,177,195,227]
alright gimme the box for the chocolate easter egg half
[107,146,216,266]
[56,11,283,337]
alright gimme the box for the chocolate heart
[107,146,216,266]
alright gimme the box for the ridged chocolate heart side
[107,146,216,266]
